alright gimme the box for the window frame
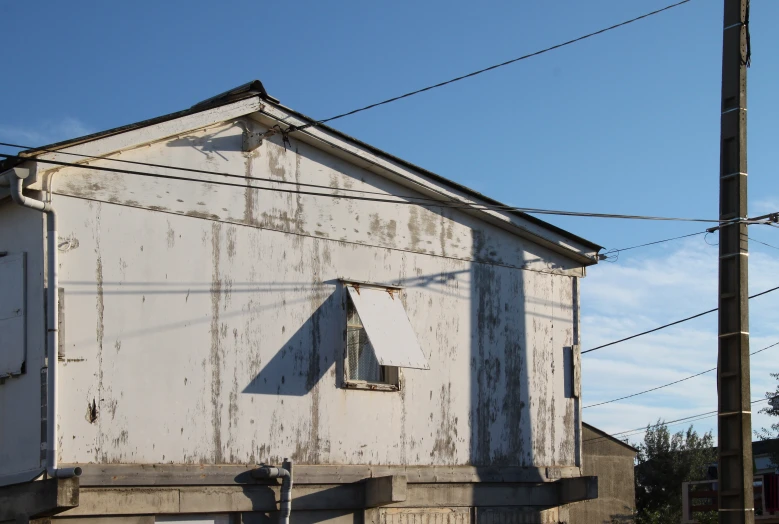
[340,280,403,392]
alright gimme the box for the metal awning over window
[345,285,429,370]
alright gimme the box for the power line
[602,413,719,442]
[284,0,693,133]
[0,141,733,225]
[584,395,775,443]
[583,341,779,409]
[0,140,449,202]
[2,140,526,209]
[0,153,726,223]
[581,284,779,355]
[600,230,708,261]
[746,235,779,251]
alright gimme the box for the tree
[756,372,779,466]
[633,422,716,524]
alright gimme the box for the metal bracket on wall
[242,128,264,152]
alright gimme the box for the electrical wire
[0,141,737,225]
[0,153,726,223]
[746,235,779,251]
[581,284,779,355]
[583,341,779,409]
[600,230,708,260]
[0,140,488,205]
[584,395,776,443]
[283,0,693,133]
[600,413,719,442]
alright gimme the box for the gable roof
[2,80,602,263]
[583,422,640,453]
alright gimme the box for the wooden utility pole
[718,0,753,522]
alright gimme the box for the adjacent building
[0,80,602,523]
[570,423,638,524]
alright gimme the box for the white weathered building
[0,81,601,524]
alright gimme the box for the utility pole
[718,0,753,522]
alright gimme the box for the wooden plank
[59,488,179,516]
[50,481,584,515]
[179,485,278,513]
[69,465,578,487]
[0,478,78,520]
[390,483,559,508]
[56,517,155,524]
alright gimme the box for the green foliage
[634,422,716,524]
[756,372,779,466]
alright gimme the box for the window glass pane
[347,299,383,382]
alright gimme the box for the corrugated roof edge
[583,422,640,453]
[1,79,601,254]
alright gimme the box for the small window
[346,298,399,388]
[342,282,429,391]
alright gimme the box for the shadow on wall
[166,127,243,161]
[468,229,532,467]
[243,270,470,397]
[242,281,340,396]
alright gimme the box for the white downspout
[6,167,81,480]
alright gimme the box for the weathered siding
[0,201,45,477]
[16,116,581,469]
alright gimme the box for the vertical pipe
[46,210,59,475]
[251,459,293,524]
[7,172,80,479]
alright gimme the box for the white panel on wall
[0,253,26,378]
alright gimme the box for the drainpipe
[6,167,81,480]
[252,459,293,524]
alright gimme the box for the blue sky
[2,0,778,445]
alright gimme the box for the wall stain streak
[93,203,105,460]
[166,221,175,248]
[472,239,501,465]
[243,151,258,225]
[431,383,458,464]
[210,222,224,463]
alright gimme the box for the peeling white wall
[0,202,45,477]
[2,117,583,471]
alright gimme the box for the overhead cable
[583,341,779,409]
[283,0,693,134]
[600,230,708,262]
[746,235,779,251]
[0,153,726,223]
[0,140,476,204]
[584,395,776,443]
[592,412,720,443]
[582,284,779,354]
